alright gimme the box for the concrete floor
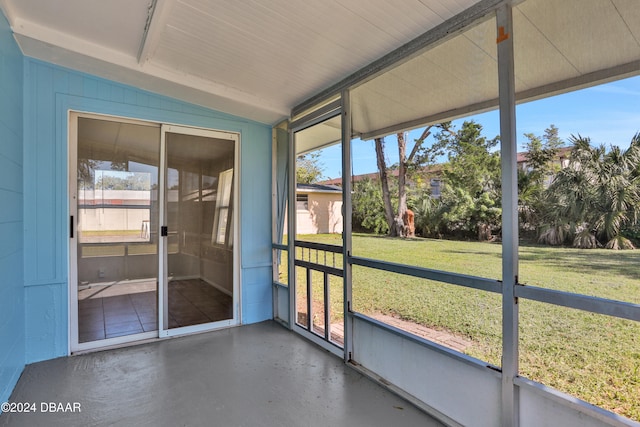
[0,321,444,427]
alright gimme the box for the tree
[434,121,501,241]
[540,133,640,249]
[522,125,563,182]
[374,137,396,235]
[78,158,98,190]
[518,125,564,232]
[374,123,452,237]
[95,171,151,191]
[413,188,446,238]
[352,178,389,234]
[296,152,325,184]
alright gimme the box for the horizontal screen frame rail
[349,255,502,294]
[515,284,640,322]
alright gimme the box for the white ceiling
[295,114,342,155]
[0,0,480,125]
[351,0,640,139]
[2,0,637,137]
[291,0,640,153]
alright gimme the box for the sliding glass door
[71,116,161,347]
[70,114,239,350]
[159,125,239,336]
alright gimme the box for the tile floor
[78,279,232,342]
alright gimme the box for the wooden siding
[0,9,25,404]
[22,58,272,363]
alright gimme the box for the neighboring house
[321,163,444,199]
[324,147,571,198]
[321,172,382,187]
[286,183,343,234]
[517,146,572,187]
[516,146,571,172]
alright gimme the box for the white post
[497,4,519,427]
[341,89,353,362]
[288,127,296,330]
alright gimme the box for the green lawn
[287,233,640,421]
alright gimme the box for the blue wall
[0,11,24,403]
[22,59,273,363]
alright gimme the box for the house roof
[2,0,638,133]
[516,146,572,163]
[297,183,342,194]
[321,146,573,184]
[319,170,405,187]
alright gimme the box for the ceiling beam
[137,0,158,63]
[137,0,173,65]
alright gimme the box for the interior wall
[22,58,273,363]
[167,146,236,293]
[78,254,157,283]
[0,9,24,404]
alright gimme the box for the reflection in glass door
[160,126,237,334]
[72,115,160,347]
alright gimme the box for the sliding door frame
[159,124,241,338]
[68,111,241,352]
[68,111,160,353]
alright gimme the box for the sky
[314,75,640,180]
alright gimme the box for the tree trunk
[403,209,415,238]
[478,223,492,241]
[396,132,408,237]
[375,137,397,236]
[375,125,448,238]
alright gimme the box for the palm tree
[594,138,640,248]
[539,133,640,249]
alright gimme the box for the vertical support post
[497,4,519,427]
[288,127,296,330]
[324,271,330,341]
[273,124,290,325]
[341,89,354,362]
[271,128,278,322]
[158,125,168,334]
[306,269,312,330]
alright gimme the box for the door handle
[161,226,168,237]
